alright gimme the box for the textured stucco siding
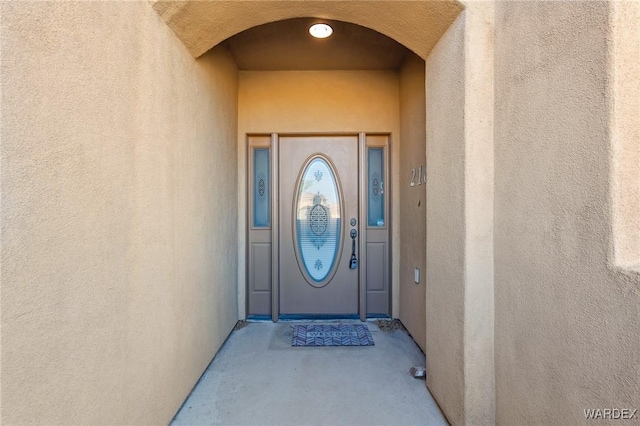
[399,54,427,351]
[611,0,640,271]
[152,0,463,60]
[1,2,239,424]
[426,13,467,426]
[494,2,640,424]
[426,5,495,424]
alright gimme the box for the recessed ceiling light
[309,23,333,39]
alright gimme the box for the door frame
[246,132,391,321]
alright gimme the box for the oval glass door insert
[294,156,342,286]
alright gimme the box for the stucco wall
[426,4,495,424]
[1,2,239,424]
[399,54,427,351]
[237,70,401,318]
[426,15,466,425]
[238,70,400,134]
[152,0,463,60]
[495,2,640,424]
[461,4,495,425]
[611,0,640,271]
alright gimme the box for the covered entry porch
[171,320,447,425]
[4,0,639,424]
[3,0,499,424]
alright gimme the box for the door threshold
[278,314,360,321]
[246,314,391,322]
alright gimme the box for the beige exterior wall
[237,70,401,318]
[611,0,640,272]
[152,0,463,60]
[426,5,495,425]
[426,15,466,425]
[1,2,239,424]
[461,4,495,425]
[398,54,427,351]
[494,2,640,424]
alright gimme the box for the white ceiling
[224,18,411,71]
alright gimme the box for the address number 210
[410,165,427,187]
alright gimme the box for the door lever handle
[349,229,358,269]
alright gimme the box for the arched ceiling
[225,18,410,71]
[151,0,465,60]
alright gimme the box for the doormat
[291,324,374,347]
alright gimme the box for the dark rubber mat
[291,324,374,346]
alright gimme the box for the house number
[410,165,427,187]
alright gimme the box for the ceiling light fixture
[309,23,333,39]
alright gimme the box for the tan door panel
[279,135,359,315]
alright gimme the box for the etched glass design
[295,157,341,284]
[368,148,385,226]
[253,149,270,227]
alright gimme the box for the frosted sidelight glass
[253,149,270,227]
[368,148,385,226]
[295,157,341,285]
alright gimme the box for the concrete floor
[171,320,448,426]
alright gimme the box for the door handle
[349,229,358,269]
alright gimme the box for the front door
[279,135,359,315]
[247,133,390,319]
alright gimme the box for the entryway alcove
[152,2,495,424]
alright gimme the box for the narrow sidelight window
[253,148,270,227]
[368,148,385,227]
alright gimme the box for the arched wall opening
[151,1,465,60]
[226,16,426,342]
[151,2,495,424]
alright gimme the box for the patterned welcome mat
[292,324,374,347]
